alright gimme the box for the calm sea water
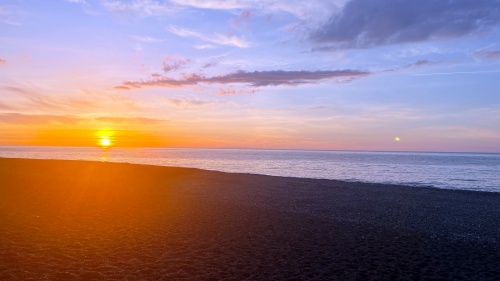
[0,146,499,192]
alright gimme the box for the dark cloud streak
[121,69,371,89]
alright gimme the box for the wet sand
[0,158,499,280]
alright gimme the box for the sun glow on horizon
[100,138,111,147]
[96,129,114,148]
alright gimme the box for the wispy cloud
[170,0,250,10]
[474,50,500,60]
[64,0,100,15]
[404,60,441,68]
[202,56,225,69]
[410,70,500,76]
[163,97,218,108]
[0,113,166,126]
[0,58,6,64]
[0,101,16,110]
[311,0,500,50]
[382,59,445,73]
[0,113,80,125]
[162,56,190,72]
[3,86,138,112]
[119,68,371,90]
[230,10,251,27]
[5,86,65,110]
[168,25,250,48]
[195,44,216,50]
[0,5,22,25]
[65,0,87,3]
[95,116,166,124]
[131,35,163,43]
[171,0,345,26]
[213,87,256,96]
[104,0,176,16]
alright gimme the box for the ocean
[0,146,499,193]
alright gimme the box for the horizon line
[0,144,498,155]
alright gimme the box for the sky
[1,0,500,152]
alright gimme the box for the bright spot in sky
[100,138,111,147]
[395,137,401,142]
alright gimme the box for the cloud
[474,50,500,60]
[311,0,500,49]
[3,86,138,112]
[400,60,445,70]
[120,69,371,89]
[131,35,163,43]
[202,56,224,68]
[214,87,256,96]
[95,116,166,124]
[163,98,216,108]
[64,0,101,15]
[104,0,176,16]
[0,101,16,110]
[113,85,131,90]
[0,5,21,25]
[4,86,65,110]
[162,56,190,72]
[230,10,251,27]
[170,0,250,10]
[0,58,6,64]
[168,25,250,48]
[66,0,87,3]
[194,44,216,50]
[410,70,500,76]
[0,113,166,125]
[0,113,82,125]
[171,0,346,26]
[195,44,216,49]
[407,60,435,68]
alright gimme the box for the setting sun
[100,138,111,147]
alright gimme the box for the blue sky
[1,0,499,152]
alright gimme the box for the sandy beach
[0,158,499,280]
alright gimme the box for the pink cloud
[214,87,256,96]
[163,98,215,108]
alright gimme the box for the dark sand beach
[0,158,499,280]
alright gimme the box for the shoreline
[1,158,499,280]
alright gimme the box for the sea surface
[0,146,499,192]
